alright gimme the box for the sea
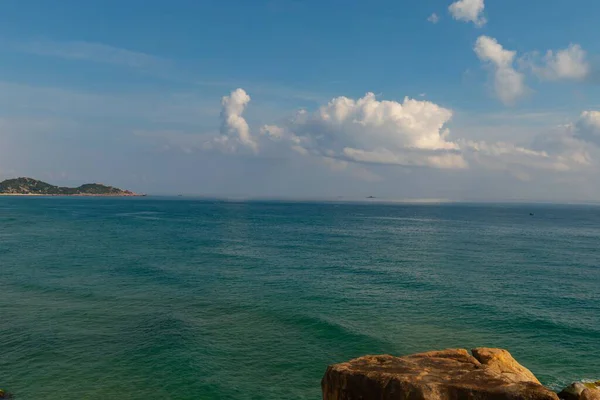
[1,197,599,399]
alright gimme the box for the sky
[1,0,600,201]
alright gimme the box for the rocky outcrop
[559,382,600,400]
[322,348,559,400]
[471,348,541,384]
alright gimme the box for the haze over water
[1,198,599,399]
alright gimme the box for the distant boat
[529,213,534,216]
[367,196,376,199]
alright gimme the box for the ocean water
[1,198,599,399]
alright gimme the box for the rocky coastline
[0,177,144,197]
[322,348,599,400]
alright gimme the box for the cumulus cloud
[257,93,597,175]
[427,13,440,24]
[207,88,257,152]
[475,36,528,105]
[523,44,590,81]
[260,92,467,169]
[449,0,486,27]
[195,90,596,183]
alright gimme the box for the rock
[582,389,600,400]
[322,348,558,400]
[471,347,541,384]
[559,382,600,400]
[0,389,13,399]
[559,383,589,400]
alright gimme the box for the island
[0,177,144,197]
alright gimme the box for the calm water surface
[1,198,599,399]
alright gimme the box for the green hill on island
[0,177,142,196]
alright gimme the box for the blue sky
[1,0,599,201]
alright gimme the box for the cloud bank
[160,88,596,184]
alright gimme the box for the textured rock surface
[471,347,541,384]
[322,348,559,400]
[559,382,600,400]
[582,389,600,400]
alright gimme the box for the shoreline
[0,193,146,197]
[0,178,143,197]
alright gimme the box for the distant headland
[0,177,144,197]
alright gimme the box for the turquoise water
[1,198,599,399]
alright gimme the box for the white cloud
[474,36,528,105]
[189,90,596,184]
[532,131,591,170]
[343,147,467,169]
[259,92,467,169]
[427,13,440,24]
[449,0,486,27]
[255,93,597,176]
[463,140,547,174]
[573,111,600,145]
[260,124,287,140]
[208,88,257,153]
[522,44,590,81]
[455,122,592,176]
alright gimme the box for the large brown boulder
[322,348,559,400]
